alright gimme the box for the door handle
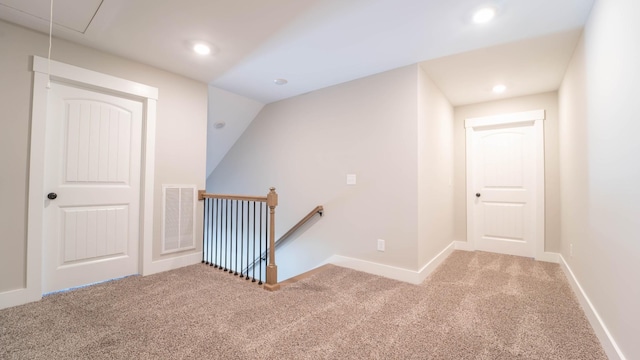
[475,193,481,198]
[47,193,57,200]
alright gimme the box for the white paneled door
[43,83,142,293]
[467,112,544,258]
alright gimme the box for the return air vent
[162,185,196,254]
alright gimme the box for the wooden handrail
[241,205,324,276]
[277,205,324,244]
[198,190,267,202]
[198,189,322,291]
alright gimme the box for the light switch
[346,174,357,185]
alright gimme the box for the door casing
[26,56,158,303]
[465,110,546,260]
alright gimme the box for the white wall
[208,64,457,280]
[206,86,264,181]
[559,0,640,358]
[417,66,455,266]
[209,65,421,279]
[452,92,561,253]
[0,20,207,293]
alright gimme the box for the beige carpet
[0,251,607,359]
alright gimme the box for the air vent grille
[162,185,196,254]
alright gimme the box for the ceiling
[0,0,595,105]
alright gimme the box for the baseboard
[453,240,474,251]
[1,252,201,310]
[0,277,43,310]
[415,242,456,283]
[325,242,455,285]
[142,251,202,276]
[536,251,560,263]
[559,255,625,360]
[454,240,560,264]
[0,288,31,310]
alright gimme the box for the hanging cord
[46,0,54,89]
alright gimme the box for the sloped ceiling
[206,86,264,177]
[1,0,596,178]
[0,0,595,105]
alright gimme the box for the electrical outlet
[377,239,385,252]
[347,174,357,185]
[570,244,573,257]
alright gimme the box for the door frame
[465,109,545,260]
[25,56,158,303]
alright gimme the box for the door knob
[475,193,481,198]
[47,193,57,200]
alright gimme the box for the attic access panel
[0,0,103,33]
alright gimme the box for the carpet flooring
[0,251,607,359]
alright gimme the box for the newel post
[264,187,281,291]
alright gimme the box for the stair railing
[278,205,324,244]
[243,205,324,275]
[198,187,280,291]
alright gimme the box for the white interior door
[43,82,142,293]
[466,111,545,258]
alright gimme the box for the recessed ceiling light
[274,78,288,85]
[193,43,211,55]
[473,7,496,24]
[492,84,507,94]
[214,121,226,129]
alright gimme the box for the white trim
[464,109,544,129]
[560,255,626,360]
[465,127,476,253]
[323,242,455,285]
[20,56,158,308]
[455,241,558,263]
[536,252,560,263]
[0,289,30,310]
[33,57,158,100]
[465,109,546,260]
[143,252,202,276]
[415,242,457,283]
[324,255,419,283]
[532,118,546,262]
[141,99,157,276]
[454,240,475,251]
[22,71,49,305]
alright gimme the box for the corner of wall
[325,241,457,285]
[416,66,456,266]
